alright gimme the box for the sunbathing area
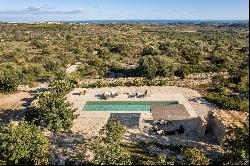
[67,86,214,139]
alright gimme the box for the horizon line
[1,19,249,23]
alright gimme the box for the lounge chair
[103,92,108,100]
[110,92,118,98]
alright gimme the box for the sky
[0,0,249,22]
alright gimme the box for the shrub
[43,60,61,73]
[79,120,132,165]
[142,46,158,56]
[0,73,20,93]
[21,64,46,85]
[185,51,205,64]
[138,55,176,79]
[28,92,75,132]
[81,79,173,88]
[159,41,171,52]
[205,92,249,112]
[182,147,210,165]
[98,47,111,59]
[90,142,132,165]
[31,39,48,49]
[222,126,249,165]
[99,120,127,144]
[175,66,191,79]
[0,120,50,165]
[0,63,23,93]
[49,79,76,96]
[138,56,158,79]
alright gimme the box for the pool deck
[67,86,217,137]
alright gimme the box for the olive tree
[0,120,50,165]
[49,79,76,96]
[78,120,132,165]
[138,55,176,79]
[28,92,75,132]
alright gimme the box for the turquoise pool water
[83,101,179,111]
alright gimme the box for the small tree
[138,56,158,79]
[79,120,132,165]
[29,92,75,132]
[49,79,76,96]
[0,120,50,165]
[0,73,19,93]
[0,63,22,93]
[99,120,127,144]
[138,55,176,79]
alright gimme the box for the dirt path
[0,82,49,124]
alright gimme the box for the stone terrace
[67,86,217,137]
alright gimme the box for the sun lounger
[103,92,118,100]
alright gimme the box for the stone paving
[67,86,217,138]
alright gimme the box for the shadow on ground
[188,97,217,109]
[109,113,141,129]
[124,127,222,159]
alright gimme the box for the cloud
[0,6,86,15]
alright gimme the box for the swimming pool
[83,101,179,111]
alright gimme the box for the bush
[43,60,61,73]
[98,47,111,59]
[0,63,23,93]
[49,79,76,96]
[142,46,158,56]
[181,147,210,165]
[138,55,176,79]
[90,142,132,165]
[0,73,20,93]
[185,51,205,64]
[21,64,46,84]
[99,120,127,144]
[79,120,132,165]
[222,126,249,165]
[81,79,173,88]
[205,92,249,112]
[175,66,191,79]
[138,56,158,79]
[0,120,50,165]
[28,92,75,132]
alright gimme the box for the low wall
[207,112,226,145]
